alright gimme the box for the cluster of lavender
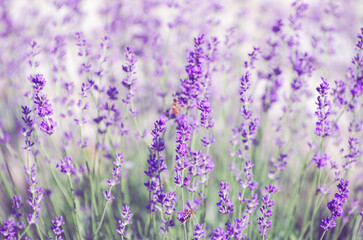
[50,216,65,240]
[31,73,57,135]
[216,181,234,215]
[257,185,279,239]
[116,205,133,237]
[315,77,331,138]
[103,153,125,201]
[24,164,44,226]
[144,114,169,211]
[320,179,349,232]
[1,0,363,239]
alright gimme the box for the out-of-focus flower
[312,152,329,168]
[116,205,133,236]
[24,164,44,225]
[122,46,138,107]
[192,224,206,240]
[56,156,77,175]
[0,219,16,240]
[315,77,331,137]
[11,195,24,230]
[103,153,125,201]
[50,216,65,239]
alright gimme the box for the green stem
[19,224,31,239]
[67,174,82,240]
[309,169,322,240]
[319,230,327,240]
[183,222,188,240]
[92,201,110,238]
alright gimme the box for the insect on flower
[180,208,194,223]
[171,98,181,115]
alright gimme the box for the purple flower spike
[211,227,228,240]
[216,181,234,215]
[21,105,34,150]
[11,195,24,230]
[145,115,169,212]
[257,184,279,239]
[24,164,44,225]
[192,224,206,240]
[29,73,57,135]
[122,46,138,106]
[103,153,125,201]
[315,77,331,137]
[56,156,77,175]
[320,178,349,232]
[342,137,360,169]
[312,152,329,168]
[116,205,133,236]
[106,86,119,101]
[51,216,65,237]
[0,219,16,240]
[31,74,46,92]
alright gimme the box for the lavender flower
[238,193,259,216]
[188,150,215,187]
[116,205,133,236]
[21,105,34,150]
[50,216,65,240]
[257,185,279,239]
[121,46,138,107]
[320,178,349,231]
[145,115,168,212]
[179,34,206,109]
[30,73,57,135]
[11,195,24,230]
[24,164,44,224]
[28,40,40,68]
[31,74,46,92]
[315,77,331,137]
[225,216,249,239]
[331,80,347,108]
[75,32,91,73]
[174,114,193,187]
[106,86,118,101]
[312,152,329,168]
[216,181,234,215]
[192,224,206,240]
[342,137,360,169]
[0,219,16,240]
[156,190,177,215]
[268,153,288,180]
[103,153,125,201]
[56,156,77,175]
[211,227,228,240]
[198,97,214,129]
[239,160,257,190]
[160,219,175,234]
[261,37,283,113]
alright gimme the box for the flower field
[0,0,362,239]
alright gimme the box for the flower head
[51,216,65,237]
[56,156,77,175]
[116,205,133,236]
[216,181,234,215]
[315,77,331,137]
[320,178,349,231]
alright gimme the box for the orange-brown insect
[180,208,194,223]
[171,98,181,115]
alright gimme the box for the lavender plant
[0,1,362,240]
